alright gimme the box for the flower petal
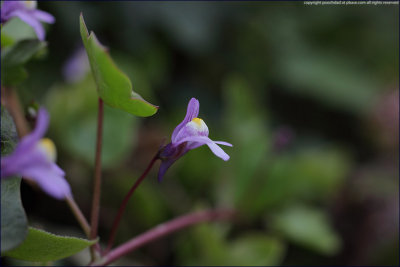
[62,46,89,83]
[176,135,230,161]
[214,141,233,147]
[1,1,23,22]
[23,164,71,200]
[206,141,230,161]
[171,98,199,143]
[12,10,45,40]
[31,9,55,24]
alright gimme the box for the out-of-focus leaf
[230,234,285,265]
[277,50,380,114]
[177,223,285,265]
[1,17,37,45]
[79,14,158,117]
[46,76,137,168]
[270,205,341,256]
[1,106,18,155]
[1,178,28,253]
[1,31,15,48]
[1,40,47,86]
[1,107,28,253]
[222,75,270,205]
[177,223,231,265]
[102,170,169,233]
[3,227,97,261]
[250,146,351,215]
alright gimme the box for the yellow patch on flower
[38,138,57,162]
[192,117,203,127]
[24,1,37,10]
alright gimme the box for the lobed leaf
[4,227,97,262]
[79,14,158,117]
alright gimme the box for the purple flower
[1,1,55,41]
[1,108,71,200]
[158,98,232,181]
[62,46,90,83]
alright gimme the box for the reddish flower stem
[89,98,104,259]
[92,209,235,266]
[105,154,159,253]
[2,86,30,137]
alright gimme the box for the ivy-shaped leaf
[1,107,28,253]
[79,14,158,117]
[3,227,97,262]
[270,205,341,256]
[1,39,47,86]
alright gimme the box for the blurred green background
[5,2,399,266]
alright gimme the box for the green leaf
[79,14,158,117]
[1,106,18,155]
[1,39,47,86]
[1,107,28,253]
[1,17,37,45]
[177,223,285,266]
[270,205,341,256]
[222,75,270,206]
[4,227,97,262]
[230,234,285,265]
[1,178,28,253]
[277,49,380,114]
[1,31,15,48]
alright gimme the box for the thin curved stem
[89,98,104,259]
[66,196,91,238]
[92,209,235,266]
[105,154,159,253]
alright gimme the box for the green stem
[89,98,104,259]
[105,154,159,253]
[66,196,91,238]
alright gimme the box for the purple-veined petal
[214,141,233,147]
[175,135,230,161]
[31,9,55,24]
[171,98,199,143]
[12,10,45,40]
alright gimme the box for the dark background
[4,1,399,266]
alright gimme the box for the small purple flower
[62,46,90,83]
[1,1,55,41]
[158,98,232,181]
[1,108,71,199]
